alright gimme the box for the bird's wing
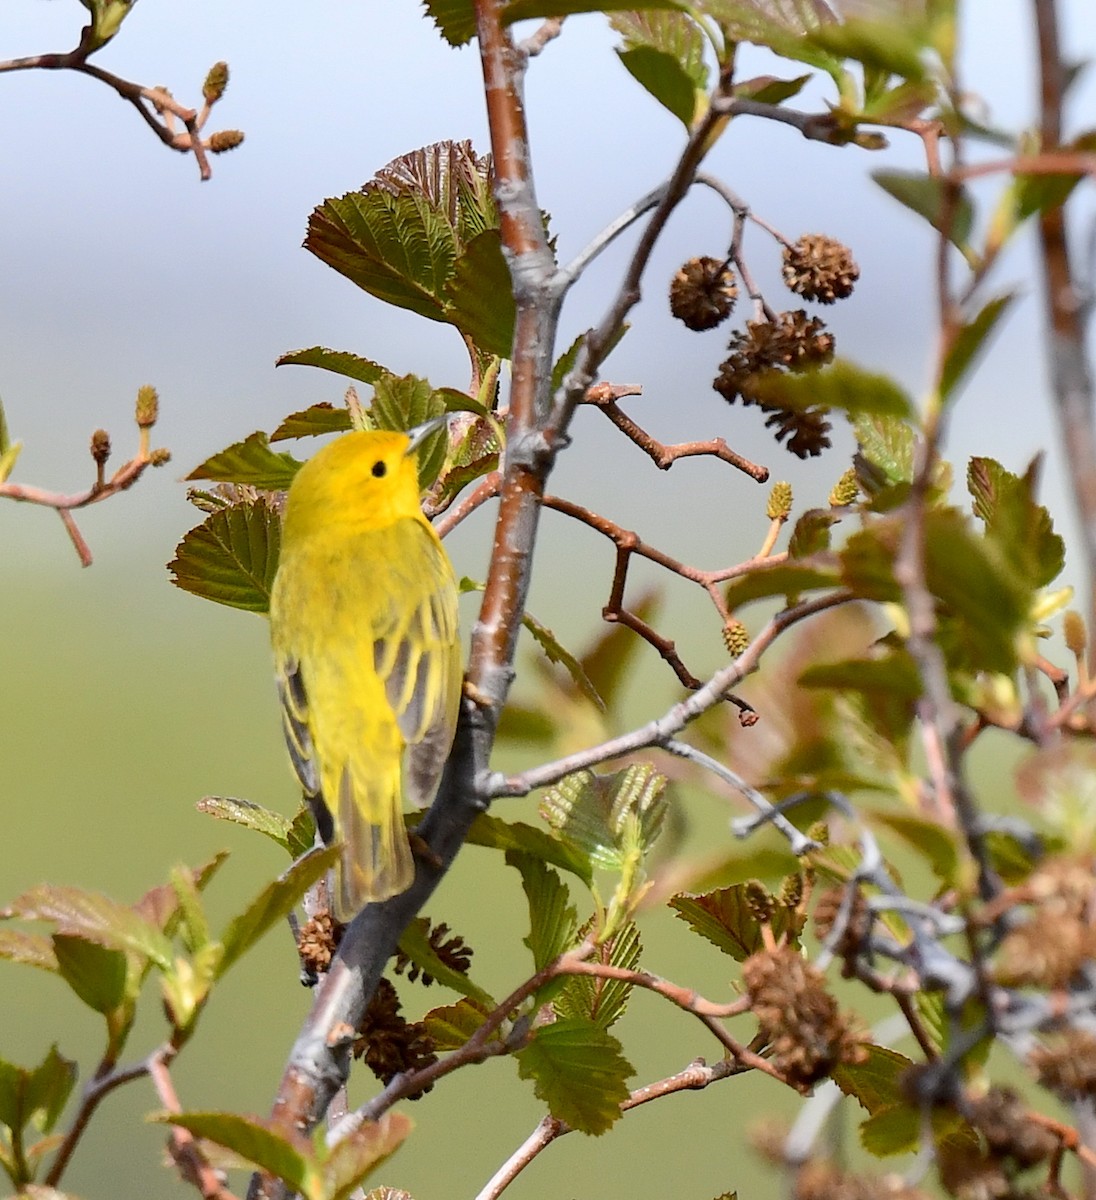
[371,521,462,810]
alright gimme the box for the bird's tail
[334,770,415,920]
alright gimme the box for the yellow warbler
[269,421,461,918]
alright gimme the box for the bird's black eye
[372,460,387,478]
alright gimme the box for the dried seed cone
[670,256,738,331]
[90,429,112,466]
[209,130,245,153]
[1031,1030,1096,1099]
[782,234,859,304]
[1064,609,1087,656]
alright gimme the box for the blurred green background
[3,1,1095,1197]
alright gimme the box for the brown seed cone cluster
[393,921,474,986]
[782,234,859,304]
[670,256,738,330]
[994,854,1096,989]
[354,978,439,1096]
[1030,1029,1096,1100]
[297,913,339,978]
[743,945,867,1091]
[796,1161,930,1200]
[814,885,872,965]
[713,310,835,458]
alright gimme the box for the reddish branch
[0,451,158,566]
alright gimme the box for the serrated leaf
[442,230,515,358]
[521,611,604,711]
[852,413,914,489]
[669,885,801,961]
[831,1044,915,1115]
[185,432,302,489]
[397,918,494,1007]
[611,10,708,96]
[0,930,58,973]
[0,1046,78,1138]
[152,1111,314,1193]
[617,46,698,127]
[168,495,281,614]
[0,398,19,484]
[701,0,844,78]
[465,814,593,885]
[539,766,667,870]
[369,374,448,489]
[746,360,914,420]
[216,845,342,978]
[555,922,641,1030]
[940,294,1016,402]
[323,1111,413,1200]
[52,935,128,1015]
[269,403,354,443]
[873,169,974,250]
[507,852,578,975]
[505,0,684,21]
[723,562,840,612]
[858,1103,922,1157]
[196,796,303,856]
[967,456,1064,588]
[913,989,946,1056]
[515,1017,632,1135]
[135,854,229,934]
[423,997,492,1050]
[422,0,476,46]
[275,348,391,388]
[8,886,173,970]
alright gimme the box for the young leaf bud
[828,468,859,507]
[202,61,229,105]
[135,385,159,429]
[1064,610,1087,657]
[90,428,111,466]
[208,130,245,154]
[767,481,793,521]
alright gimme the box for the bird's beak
[405,414,449,455]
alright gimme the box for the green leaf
[617,46,698,127]
[539,766,667,870]
[858,1104,923,1157]
[442,230,516,358]
[185,432,302,489]
[0,929,58,973]
[275,348,391,388]
[465,814,593,885]
[422,0,476,46]
[745,360,914,420]
[940,294,1016,402]
[733,73,812,104]
[723,562,841,612]
[869,810,961,887]
[507,852,578,974]
[423,997,492,1050]
[397,918,495,1007]
[306,141,496,327]
[788,509,838,558]
[515,1017,632,1135]
[831,1044,915,1115]
[967,456,1064,588]
[269,403,354,443]
[0,1046,78,1138]
[0,398,19,484]
[322,1111,413,1200]
[852,413,915,489]
[701,0,845,78]
[152,1111,315,1194]
[505,0,684,22]
[8,885,173,970]
[555,922,641,1030]
[521,611,605,711]
[369,375,447,489]
[52,935,128,1015]
[873,170,974,251]
[806,16,929,81]
[216,845,342,978]
[168,494,281,614]
[195,796,308,856]
[669,885,801,961]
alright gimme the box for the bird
[268,418,461,918]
